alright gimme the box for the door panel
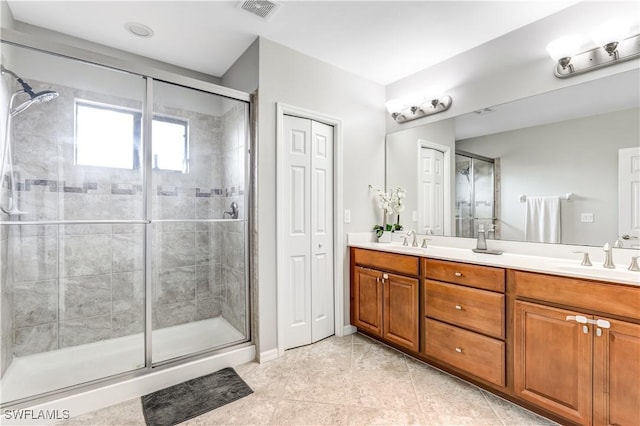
[352,267,383,336]
[619,147,640,247]
[311,121,334,342]
[383,272,419,352]
[594,318,640,426]
[419,148,444,235]
[282,116,334,349]
[514,301,592,425]
[283,116,313,349]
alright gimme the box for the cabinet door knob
[455,347,463,353]
[454,272,462,277]
[455,305,462,310]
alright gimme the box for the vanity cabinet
[349,246,640,426]
[513,271,640,426]
[351,248,420,352]
[422,259,506,387]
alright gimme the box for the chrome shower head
[1,65,59,116]
[10,90,59,117]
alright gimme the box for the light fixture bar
[554,34,640,78]
[391,95,452,123]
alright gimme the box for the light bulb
[591,18,632,55]
[385,99,405,114]
[592,18,631,47]
[546,35,583,62]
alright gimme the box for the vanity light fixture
[385,94,452,123]
[546,18,640,78]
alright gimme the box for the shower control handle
[223,201,239,219]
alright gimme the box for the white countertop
[349,240,640,287]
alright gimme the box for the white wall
[256,38,385,356]
[221,38,259,94]
[385,1,640,134]
[457,107,640,245]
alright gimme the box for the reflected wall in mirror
[385,69,640,248]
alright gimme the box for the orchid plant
[369,185,406,237]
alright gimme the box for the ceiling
[5,1,578,85]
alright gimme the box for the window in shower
[74,101,189,172]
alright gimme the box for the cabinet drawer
[423,258,505,292]
[353,248,419,276]
[425,280,505,339]
[424,319,505,387]
[513,271,640,321]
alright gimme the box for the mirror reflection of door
[619,147,640,248]
[419,147,444,235]
[455,152,496,238]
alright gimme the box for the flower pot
[377,231,392,243]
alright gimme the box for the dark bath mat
[141,367,253,426]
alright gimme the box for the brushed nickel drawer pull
[455,347,463,353]
[455,305,462,310]
[454,272,463,277]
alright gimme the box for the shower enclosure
[0,42,251,405]
[455,151,498,238]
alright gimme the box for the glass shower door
[150,81,249,364]
[0,44,146,404]
[455,153,495,238]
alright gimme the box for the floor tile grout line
[405,354,429,423]
[480,389,508,426]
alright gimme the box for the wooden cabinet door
[594,318,640,426]
[514,301,593,426]
[383,272,419,352]
[352,267,383,337]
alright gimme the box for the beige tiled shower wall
[6,80,246,358]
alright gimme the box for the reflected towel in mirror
[524,196,561,243]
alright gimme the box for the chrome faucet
[603,243,615,269]
[406,230,418,247]
[476,224,487,250]
[629,256,640,272]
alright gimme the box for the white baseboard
[343,325,357,335]
[258,348,279,363]
[2,345,255,425]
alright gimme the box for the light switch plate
[344,209,351,223]
[581,213,594,223]
[412,211,418,222]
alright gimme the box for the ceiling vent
[238,1,281,21]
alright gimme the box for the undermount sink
[545,263,640,283]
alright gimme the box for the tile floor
[60,334,557,425]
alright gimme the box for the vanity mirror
[385,68,640,248]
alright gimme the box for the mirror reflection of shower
[455,151,498,239]
[1,65,59,215]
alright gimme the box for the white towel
[524,196,561,243]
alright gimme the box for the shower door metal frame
[0,32,254,408]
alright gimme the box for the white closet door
[282,115,334,350]
[419,147,444,236]
[310,121,334,343]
